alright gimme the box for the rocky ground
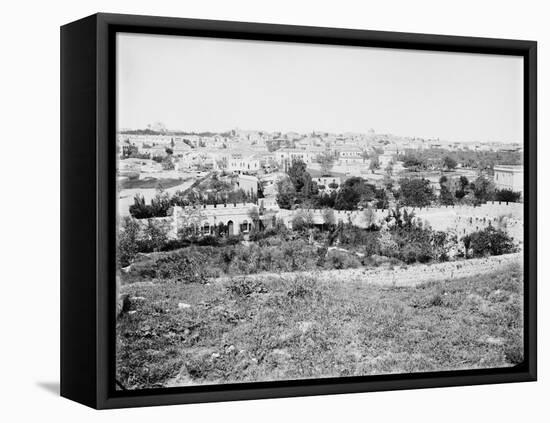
[116,257,524,390]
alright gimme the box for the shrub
[286,276,317,299]
[142,219,169,252]
[324,250,362,270]
[398,178,434,207]
[291,210,314,231]
[226,277,267,297]
[495,189,521,203]
[155,250,207,283]
[463,226,517,257]
[117,217,141,267]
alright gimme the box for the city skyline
[117,33,523,144]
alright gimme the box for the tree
[321,208,336,231]
[439,184,455,205]
[463,226,516,257]
[291,210,314,231]
[288,160,317,196]
[495,189,521,203]
[276,178,296,209]
[398,178,434,207]
[439,176,455,205]
[150,188,171,217]
[317,150,335,176]
[248,206,261,231]
[117,217,141,267]
[384,161,394,177]
[455,175,470,199]
[162,155,175,170]
[334,177,375,210]
[443,156,457,171]
[143,219,168,252]
[369,154,380,172]
[374,188,390,209]
[473,175,495,203]
[129,194,153,219]
[402,154,426,170]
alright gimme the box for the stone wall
[141,201,523,243]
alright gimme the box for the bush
[155,250,207,283]
[324,250,362,270]
[390,227,435,264]
[286,276,317,299]
[117,217,141,267]
[226,277,267,297]
[141,219,169,252]
[495,189,521,203]
[463,226,517,258]
[291,210,314,231]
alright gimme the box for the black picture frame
[60,12,537,409]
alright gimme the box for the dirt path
[213,253,522,288]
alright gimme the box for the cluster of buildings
[117,128,525,206]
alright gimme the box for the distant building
[227,153,260,173]
[336,145,363,164]
[275,148,315,167]
[493,165,524,194]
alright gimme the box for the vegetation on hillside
[116,263,524,390]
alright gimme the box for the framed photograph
[61,13,537,409]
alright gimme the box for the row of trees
[439,175,521,206]
[277,160,521,210]
[399,148,522,172]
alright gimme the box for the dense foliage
[462,226,517,258]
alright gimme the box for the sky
[117,32,524,143]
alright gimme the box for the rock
[211,352,221,359]
[486,336,504,345]
[298,321,314,333]
[226,345,236,354]
[178,302,191,309]
[272,348,291,359]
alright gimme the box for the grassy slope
[116,263,523,390]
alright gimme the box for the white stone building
[493,165,524,194]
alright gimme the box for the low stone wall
[135,201,524,243]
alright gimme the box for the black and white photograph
[114,32,527,391]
